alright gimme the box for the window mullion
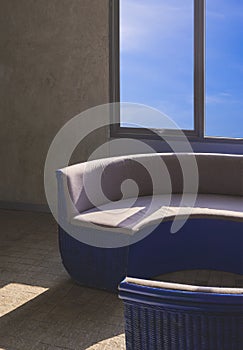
[194,0,205,138]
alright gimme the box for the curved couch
[56,153,243,291]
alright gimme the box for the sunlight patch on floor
[86,334,126,349]
[0,283,48,317]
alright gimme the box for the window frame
[109,0,243,145]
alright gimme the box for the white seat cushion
[125,277,243,294]
[70,194,243,235]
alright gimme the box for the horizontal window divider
[111,127,243,145]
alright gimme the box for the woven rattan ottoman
[119,270,243,350]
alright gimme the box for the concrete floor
[1,209,243,350]
[0,210,125,350]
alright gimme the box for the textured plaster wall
[0,0,110,206]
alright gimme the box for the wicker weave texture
[59,226,128,291]
[124,302,243,350]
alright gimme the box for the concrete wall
[0,0,110,208]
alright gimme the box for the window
[110,0,243,143]
[206,0,243,139]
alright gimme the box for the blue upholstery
[59,218,243,291]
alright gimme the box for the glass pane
[120,0,194,130]
[206,0,243,138]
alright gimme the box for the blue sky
[120,0,243,138]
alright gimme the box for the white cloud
[120,0,193,53]
[207,10,225,20]
[207,0,243,21]
[206,92,232,104]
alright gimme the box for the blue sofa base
[59,226,129,291]
[59,218,243,292]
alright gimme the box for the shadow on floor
[0,210,125,350]
[0,278,125,350]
